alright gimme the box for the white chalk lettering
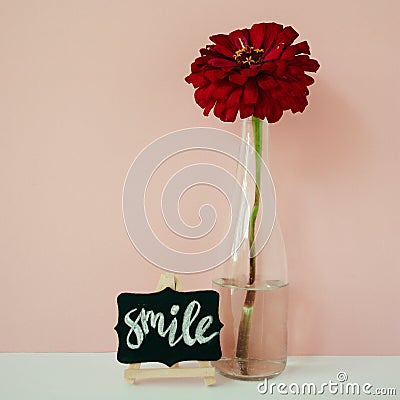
[195,315,218,344]
[124,301,218,349]
[181,301,201,346]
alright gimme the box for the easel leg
[198,361,216,386]
[125,363,140,384]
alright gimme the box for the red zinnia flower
[185,22,320,123]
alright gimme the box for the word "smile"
[124,300,219,349]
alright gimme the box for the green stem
[235,117,263,373]
[248,116,263,284]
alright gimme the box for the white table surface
[0,353,398,400]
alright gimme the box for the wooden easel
[123,273,216,386]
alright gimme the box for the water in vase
[212,278,288,380]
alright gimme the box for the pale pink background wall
[1,0,399,355]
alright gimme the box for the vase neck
[241,117,270,166]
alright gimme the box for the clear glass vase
[212,117,288,381]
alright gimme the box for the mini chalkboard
[114,274,222,385]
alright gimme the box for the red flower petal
[261,23,283,53]
[211,80,235,100]
[276,26,299,47]
[259,62,277,73]
[262,91,283,123]
[250,23,267,49]
[209,34,236,52]
[194,85,212,107]
[290,93,308,113]
[229,73,248,85]
[228,28,250,49]
[203,100,216,116]
[268,103,283,122]
[204,69,225,82]
[264,42,285,61]
[242,79,259,104]
[190,56,209,72]
[275,60,287,77]
[213,44,235,58]
[270,81,293,111]
[226,86,242,107]
[239,103,254,119]
[241,67,259,77]
[305,58,320,72]
[257,75,278,90]
[281,41,309,61]
[185,73,209,87]
[209,58,237,68]
[253,99,264,119]
[291,55,320,72]
[225,107,239,122]
[302,74,315,86]
[294,41,310,55]
[214,100,227,119]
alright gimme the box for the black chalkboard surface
[115,287,223,367]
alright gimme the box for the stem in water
[235,117,263,373]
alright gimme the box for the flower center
[233,40,264,67]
